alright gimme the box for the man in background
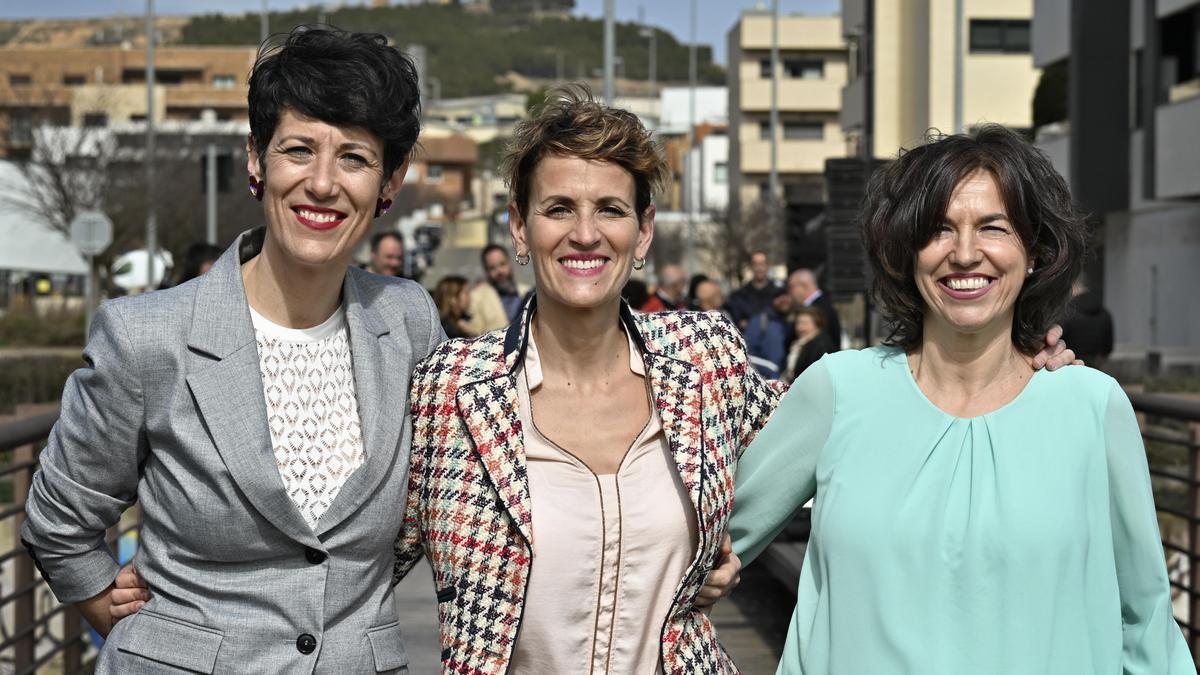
[787,268,840,350]
[1061,278,1113,366]
[727,251,782,329]
[641,263,688,312]
[366,231,407,278]
[481,244,525,323]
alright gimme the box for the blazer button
[305,547,327,564]
[296,633,317,654]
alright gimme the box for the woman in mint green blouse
[730,125,1194,674]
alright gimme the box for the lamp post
[144,0,157,292]
[603,0,615,104]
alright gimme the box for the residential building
[1033,0,1200,371]
[655,86,728,211]
[684,124,730,213]
[727,12,848,213]
[423,94,527,144]
[840,0,1040,158]
[0,45,257,158]
[401,129,479,223]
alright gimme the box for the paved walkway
[393,557,793,673]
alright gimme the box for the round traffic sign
[69,210,114,256]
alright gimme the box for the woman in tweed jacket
[393,85,781,674]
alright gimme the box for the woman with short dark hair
[729,125,1193,673]
[23,27,439,673]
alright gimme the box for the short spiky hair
[501,84,668,221]
[861,124,1089,354]
[247,26,420,180]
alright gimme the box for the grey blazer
[21,228,444,674]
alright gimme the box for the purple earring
[248,176,264,201]
[375,198,393,218]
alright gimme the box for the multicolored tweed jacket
[395,299,784,674]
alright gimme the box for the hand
[696,532,741,615]
[1032,324,1082,371]
[110,561,151,623]
[75,582,116,637]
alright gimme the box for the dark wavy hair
[861,124,1089,354]
[501,83,668,222]
[247,27,420,180]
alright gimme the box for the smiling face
[915,168,1029,339]
[248,108,404,270]
[509,154,653,313]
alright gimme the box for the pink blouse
[507,330,699,674]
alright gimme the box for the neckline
[249,304,345,343]
[889,346,1044,421]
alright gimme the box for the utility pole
[638,6,656,93]
[953,0,964,133]
[145,0,157,291]
[603,0,615,104]
[686,0,697,278]
[206,142,217,245]
[260,0,269,45]
[769,0,780,202]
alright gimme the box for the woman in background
[432,274,474,338]
[782,306,834,382]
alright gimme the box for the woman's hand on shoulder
[1033,324,1083,371]
[696,532,741,615]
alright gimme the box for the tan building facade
[0,45,256,158]
[727,12,849,212]
[841,0,1039,158]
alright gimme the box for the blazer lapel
[315,271,407,536]
[455,311,534,546]
[185,234,319,547]
[645,351,704,517]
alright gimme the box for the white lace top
[250,305,365,529]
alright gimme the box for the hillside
[178,4,724,98]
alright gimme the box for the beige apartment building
[841,0,1039,158]
[727,12,849,213]
[0,45,256,158]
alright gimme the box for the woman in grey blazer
[21,28,439,673]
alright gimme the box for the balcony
[740,78,842,113]
[1155,94,1200,199]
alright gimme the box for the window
[784,59,824,79]
[426,164,445,184]
[969,19,1031,54]
[8,110,33,146]
[759,121,772,140]
[9,74,32,86]
[760,58,772,79]
[63,74,86,86]
[713,162,728,185]
[82,113,108,127]
[784,121,824,140]
[1159,7,1200,103]
[212,74,237,89]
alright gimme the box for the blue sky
[2,0,840,64]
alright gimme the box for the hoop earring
[515,252,530,266]
[248,176,264,202]
[375,198,393,218]
[633,257,646,270]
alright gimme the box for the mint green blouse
[730,346,1194,674]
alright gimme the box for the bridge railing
[1130,390,1200,655]
[0,407,141,674]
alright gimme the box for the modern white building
[1033,0,1200,371]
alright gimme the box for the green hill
[178,4,724,99]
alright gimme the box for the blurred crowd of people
[415,243,840,384]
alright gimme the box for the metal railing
[1130,390,1200,656]
[0,407,141,674]
[0,389,1197,668]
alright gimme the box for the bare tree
[705,198,785,286]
